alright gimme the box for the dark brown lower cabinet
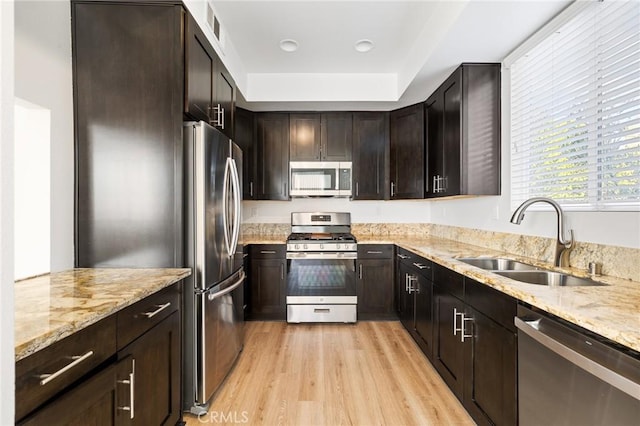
[16,282,183,425]
[432,265,517,426]
[19,361,124,426]
[357,245,395,320]
[117,311,181,426]
[249,245,287,320]
[463,307,517,426]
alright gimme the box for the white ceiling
[211,0,572,110]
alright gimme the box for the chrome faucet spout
[510,197,574,267]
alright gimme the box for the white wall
[0,0,15,422]
[14,0,74,271]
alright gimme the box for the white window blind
[510,0,640,210]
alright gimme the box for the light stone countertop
[243,234,640,353]
[14,268,191,362]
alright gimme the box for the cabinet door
[356,258,395,319]
[321,112,352,161]
[442,69,462,196]
[19,362,123,426]
[290,113,321,161]
[214,59,235,138]
[117,311,181,426]
[185,13,214,123]
[397,262,415,331]
[414,272,433,358]
[433,288,465,399]
[389,103,425,199]
[73,2,183,268]
[256,113,289,200]
[251,259,287,320]
[463,308,517,426]
[352,112,387,200]
[425,94,443,198]
[235,108,256,200]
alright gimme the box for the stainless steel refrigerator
[183,121,244,414]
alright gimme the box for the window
[510,0,640,210]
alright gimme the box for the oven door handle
[515,317,640,399]
[286,252,357,260]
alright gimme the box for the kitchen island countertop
[243,233,640,353]
[15,268,191,361]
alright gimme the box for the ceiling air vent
[205,0,225,53]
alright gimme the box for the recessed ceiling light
[279,39,298,52]
[354,39,374,53]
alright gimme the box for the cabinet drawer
[465,278,517,332]
[116,283,180,350]
[433,263,464,299]
[15,315,117,421]
[251,244,286,259]
[358,244,393,259]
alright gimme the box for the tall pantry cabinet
[73,1,235,268]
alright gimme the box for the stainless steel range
[286,212,357,323]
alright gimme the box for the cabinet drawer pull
[397,254,410,259]
[412,262,430,270]
[142,302,171,318]
[367,251,383,254]
[38,350,94,386]
[260,250,276,254]
[117,359,135,419]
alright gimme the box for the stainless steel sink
[494,271,605,286]
[457,257,539,271]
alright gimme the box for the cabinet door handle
[281,264,285,280]
[356,182,359,197]
[407,275,417,294]
[117,359,135,419]
[391,181,395,197]
[249,182,254,197]
[412,262,430,270]
[142,302,171,319]
[260,250,276,254]
[38,350,94,386]
[461,315,474,342]
[453,307,460,336]
[359,264,363,279]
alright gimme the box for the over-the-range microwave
[289,161,352,197]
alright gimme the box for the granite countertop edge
[15,268,192,362]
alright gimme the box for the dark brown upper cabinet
[289,113,321,161]
[185,13,235,139]
[235,107,256,200]
[290,112,352,161]
[389,103,425,199]
[426,63,501,198]
[256,113,290,200]
[352,112,388,200]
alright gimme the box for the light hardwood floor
[185,321,475,426]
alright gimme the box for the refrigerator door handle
[222,157,233,257]
[230,158,241,256]
[206,271,246,301]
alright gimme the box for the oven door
[286,252,357,303]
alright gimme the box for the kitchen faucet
[510,197,574,267]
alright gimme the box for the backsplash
[242,222,639,282]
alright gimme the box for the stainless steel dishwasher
[515,305,640,426]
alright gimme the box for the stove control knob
[336,244,341,250]
[303,244,308,250]
[320,244,324,250]
[295,244,300,250]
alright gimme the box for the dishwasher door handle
[515,317,640,400]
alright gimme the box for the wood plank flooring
[184,321,474,426]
